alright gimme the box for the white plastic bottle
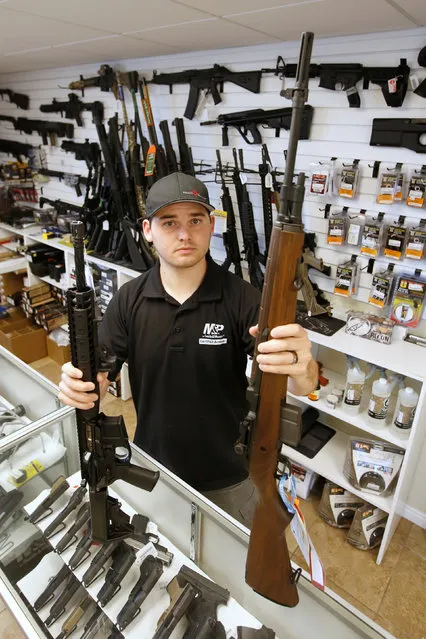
[343,367,366,415]
[368,378,392,426]
[391,387,418,438]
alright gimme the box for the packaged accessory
[309,161,333,196]
[383,216,407,260]
[376,169,401,205]
[346,505,388,550]
[368,264,395,309]
[307,383,320,401]
[404,219,426,260]
[367,377,392,425]
[345,311,394,345]
[318,481,364,528]
[391,386,418,437]
[327,209,347,245]
[389,273,426,328]
[346,212,365,247]
[338,162,360,199]
[334,256,359,297]
[360,213,384,257]
[406,172,426,208]
[344,437,405,495]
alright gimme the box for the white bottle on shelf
[343,366,366,415]
[368,378,392,426]
[391,387,418,438]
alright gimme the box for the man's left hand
[249,323,318,396]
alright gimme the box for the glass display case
[0,351,391,638]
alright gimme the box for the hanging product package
[346,213,365,247]
[334,257,359,297]
[338,163,360,199]
[389,274,426,328]
[368,264,395,309]
[318,481,364,528]
[406,173,426,208]
[376,169,402,205]
[360,213,384,257]
[346,505,388,550]
[404,220,426,260]
[383,217,407,260]
[309,161,333,196]
[343,438,405,496]
[345,311,395,344]
[327,210,347,245]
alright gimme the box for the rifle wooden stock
[246,228,304,607]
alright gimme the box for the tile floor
[1,356,423,638]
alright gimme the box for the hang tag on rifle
[240,173,248,185]
[145,144,156,177]
[388,77,397,94]
[102,219,109,231]
[278,476,325,589]
[85,263,95,290]
[135,541,158,565]
[290,505,325,590]
[212,209,227,237]
[265,172,273,189]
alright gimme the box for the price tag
[212,209,227,236]
[135,541,157,565]
[240,173,248,185]
[388,77,397,93]
[102,219,109,231]
[265,172,273,189]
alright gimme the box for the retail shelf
[282,429,394,513]
[307,328,425,382]
[0,256,27,274]
[36,273,69,291]
[0,222,42,238]
[288,368,409,450]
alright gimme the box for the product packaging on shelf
[360,213,384,258]
[404,220,426,260]
[337,163,360,199]
[391,386,418,438]
[389,274,426,328]
[343,438,405,496]
[346,505,388,550]
[318,481,364,528]
[345,311,395,345]
[368,264,395,309]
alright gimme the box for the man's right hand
[58,362,109,410]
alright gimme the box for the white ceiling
[0,0,424,74]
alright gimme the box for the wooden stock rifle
[234,31,314,607]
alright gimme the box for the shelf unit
[288,332,426,565]
[1,221,425,565]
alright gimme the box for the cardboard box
[0,272,25,296]
[0,323,47,362]
[47,334,70,365]
[0,308,29,333]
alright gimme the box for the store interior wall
[0,25,425,521]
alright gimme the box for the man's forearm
[288,358,318,397]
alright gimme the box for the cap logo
[182,189,207,200]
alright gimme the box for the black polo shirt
[98,255,261,491]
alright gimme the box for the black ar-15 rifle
[149,64,262,120]
[68,221,159,541]
[0,116,74,145]
[273,56,409,108]
[201,105,313,145]
[40,93,104,127]
[234,31,315,607]
[0,88,29,110]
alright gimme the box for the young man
[59,173,318,524]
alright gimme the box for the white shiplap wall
[1,26,426,516]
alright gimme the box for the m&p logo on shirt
[199,322,227,345]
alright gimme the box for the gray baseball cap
[145,172,214,219]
